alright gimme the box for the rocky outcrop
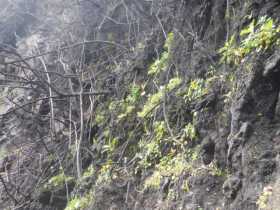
[1,0,280,210]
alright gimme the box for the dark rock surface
[1,0,280,210]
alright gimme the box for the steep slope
[1,0,280,210]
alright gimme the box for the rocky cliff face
[1,0,280,210]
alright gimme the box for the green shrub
[148,52,169,75]
[148,32,174,76]
[116,84,142,120]
[44,173,74,190]
[138,77,182,118]
[95,160,113,185]
[184,123,196,141]
[82,165,95,179]
[126,84,142,104]
[64,191,94,210]
[208,162,228,177]
[143,153,190,190]
[164,32,174,51]
[137,138,162,169]
[219,16,280,65]
[154,121,167,141]
[144,171,161,190]
[95,112,106,124]
[101,137,118,154]
[136,121,168,170]
[184,79,207,102]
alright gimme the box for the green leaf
[240,20,255,36]
[261,18,274,32]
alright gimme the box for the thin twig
[5,40,130,65]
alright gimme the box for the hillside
[1,0,280,209]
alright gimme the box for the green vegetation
[183,79,208,102]
[182,180,190,192]
[154,121,167,141]
[219,16,280,65]
[4,1,280,209]
[148,32,174,75]
[208,163,228,177]
[137,139,161,169]
[127,84,142,104]
[117,84,142,120]
[148,52,170,75]
[167,189,176,201]
[157,154,187,177]
[137,121,167,169]
[144,171,161,190]
[44,172,74,190]
[95,160,113,185]
[138,77,182,118]
[82,165,95,179]
[184,123,196,141]
[144,154,186,190]
[136,120,196,172]
[256,186,273,209]
[102,136,118,155]
[95,112,106,125]
[64,190,94,210]
[0,147,8,159]
[143,149,199,190]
